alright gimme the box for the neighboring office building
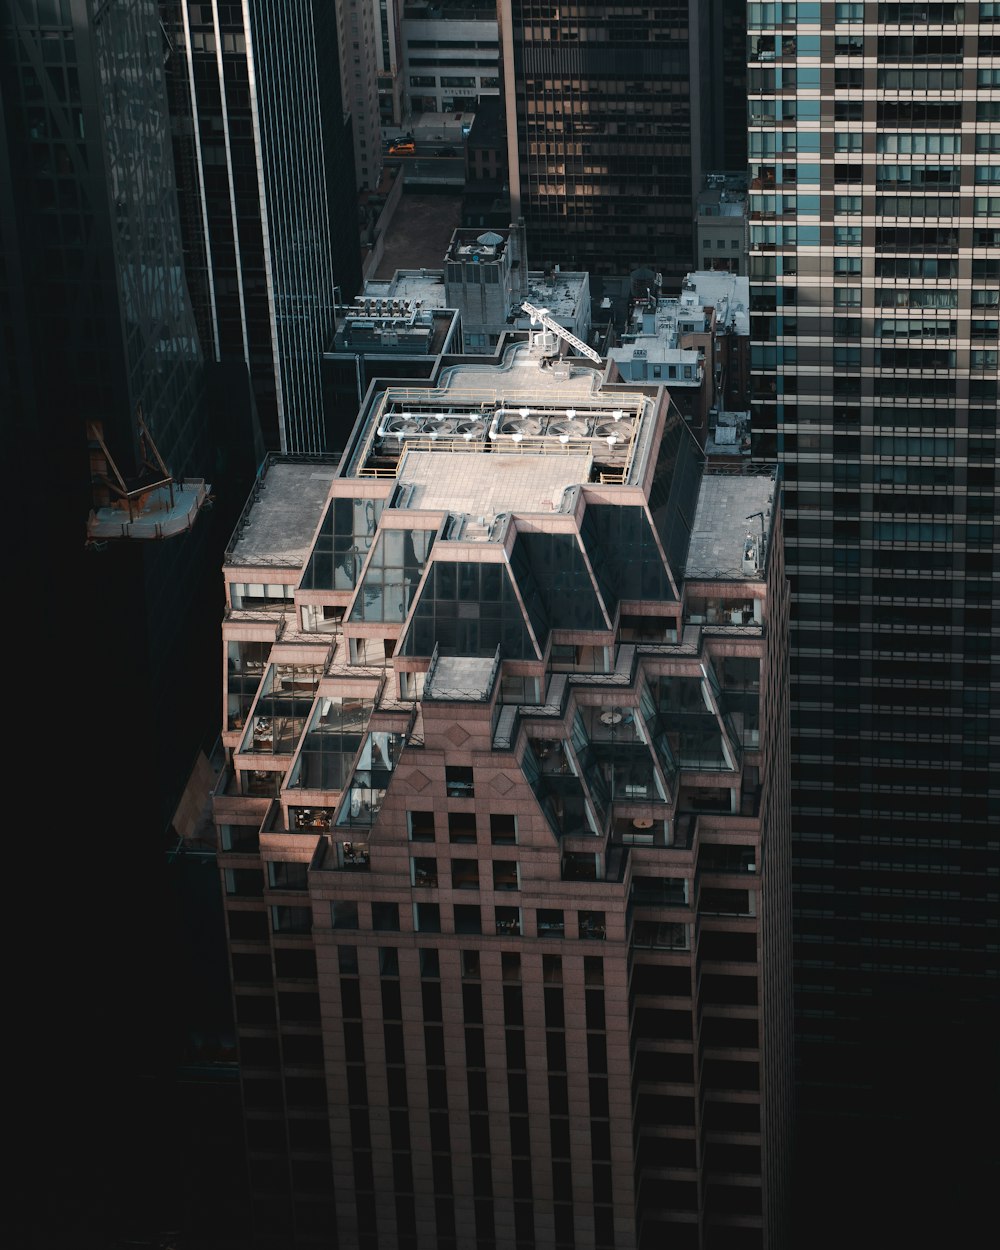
[327,226,591,411]
[335,0,385,193]
[461,93,510,229]
[747,0,999,1156]
[376,0,406,129]
[1,0,230,815]
[442,222,593,353]
[162,0,362,454]
[401,0,499,118]
[696,174,750,275]
[465,92,506,184]
[2,5,254,1243]
[686,270,752,417]
[707,0,749,175]
[498,1,742,283]
[325,286,462,439]
[213,333,793,1250]
[608,272,751,449]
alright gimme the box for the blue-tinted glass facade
[747,0,999,1171]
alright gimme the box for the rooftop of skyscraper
[227,335,777,591]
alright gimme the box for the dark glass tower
[2,0,211,519]
[160,0,362,455]
[746,1,998,1239]
[3,2,251,1246]
[498,1,743,283]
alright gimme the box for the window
[220,823,259,852]
[408,810,435,842]
[270,906,311,934]
[232,953,272,985]
[448,812,477,843]
[412,857,437,886]
[495,906,522,936]
[537,908,564,936]
[454,905,482,935]
[543,954,562,983]
[372,902,400,931]
[834,35,864,55]
[445,766,474,798]
[331,901,359,930]
[451,859,480,889]
[225,868,263,897]
[584,956,604,986]
[493,861,518,891]
[835,101,864,122]
[414,902,440,933]
[268,861,308,890]
[835,288,862,306]
[834,226,862,245]
[834,317,862,337]
[274,948,316,979]
[490,814,517,844]
[579,911,606,940]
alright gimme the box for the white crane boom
[520,300,603,364]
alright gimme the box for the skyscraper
[3,2,249,1243]
[746,0,999,1222]
[334,0,385,192]
[161,0,362,454]
[498,1,744,283]
[213,331,793,1249]
[0,0,231,823]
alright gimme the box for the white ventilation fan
[432,417,465,435]
[499,413,545,436]
[548,416,591,437]
[456,417,485,435]
[379,414,424,437]
[595,416,633,439]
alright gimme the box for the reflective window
[521,739,597,839]
[580,503,675,607]
[347,527,436,624]
[226,640,271,732]
[650,674,735,772]
[509,531,607,631]
[286,696,374,790]
[240,662,324,755]
[647,407,705,578]
[717,657,761,749]
[336,729,406,829]
[399,560,540,659]
[300,497,384,591]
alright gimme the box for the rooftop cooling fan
[380,414,423,437]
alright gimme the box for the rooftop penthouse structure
[213,332,792,1250]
